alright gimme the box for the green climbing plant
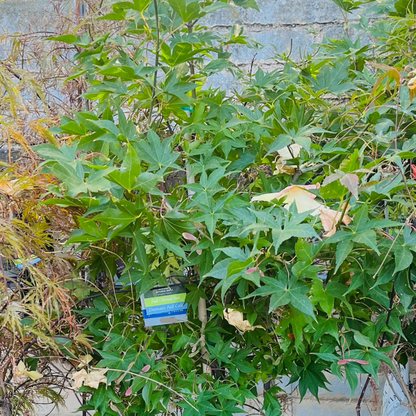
[35,0,416,414]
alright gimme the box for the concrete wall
[0,0,52,36]
[0,1,385,416]
[201,0,364,89]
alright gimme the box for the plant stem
[100,367,198,411]
[390,359,416,416]
[148,0,160,127]
[356,283,396,415]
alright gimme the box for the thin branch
[104,367,198,411]
[356,282,396,416]
[148,0,160,127]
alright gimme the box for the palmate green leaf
[106,170,134,191]
[393,244,413,274]
[291,262,320,279]
[45,34,77,43]
[287,283,315,319]
[313,318,339,341]
[266,134,292,155]
[133,233,149,273]
[194,211,223,238]
[370,263,395,288]
[216,247,247,261]
[115,0,151,12]
[69,218,106,241]
[160,71,197,103]
[344,363,359,393]
[352,204,370,230]
[403,226,416,246]
[352,229,380,254]
[244,276,284,298]
[313,352,339,362]
[361,352,380,379]
[133,172,162,193]
[207,340,234,365]
[331,0,371,11]
[311,60,355,95]
[352,330,375,348]
[295,238,315,264]
[93,208,138,228]
[272,219,318,253]
[245,276,314,317]
[80,167,114,194]
[168,0,202,21]
[310,280,334,316]
[89,384,117,414]
[35,143,77,164]
[269,290,290,311]
[153,233,187,260]
[160,42,202,67]
[108,142,141,191]
[226,258,252,277]
[263,388,282,416]
[204,258,233,280]
[395,271,415,309]
[230,349,255,373]
[45,163,86,197]
[335,239,354,272]
[244,277,290,312]
[136,130,178,173]
[214,259,254,298]
[204,59,233,74]
[298,364,329,400]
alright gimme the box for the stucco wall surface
[200,0,365,89]
[0,0,52,36]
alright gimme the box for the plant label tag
[140,284,188,326]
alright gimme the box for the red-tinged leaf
[141,364,150,372]
[370,63,401,97]
[340,173,359,199]
[125,386,132,397]
[337,358,369,365]
[246,266,264,276]
[411,163,416,179]
[182,232,198,242]
[322,172,343,187]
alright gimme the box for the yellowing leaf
[223,308,263,332]
[319,206,352,237]
[253,184,352,237]
[340,173,359,199]
[72,369,87,389]
[26,370,44,381]
[409,76,416,100]
[252,184,321,213]
[73,333,93,349]
[83,368,107,389]
[77,354,93,368]
[370,62,401,98]
[15,361,43,381]
[71,368,107,390]
[0,180,16,196]
[273,144,302,175]
[277,144,302,160]
[273,159,297,175]
[15,361,27,376]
